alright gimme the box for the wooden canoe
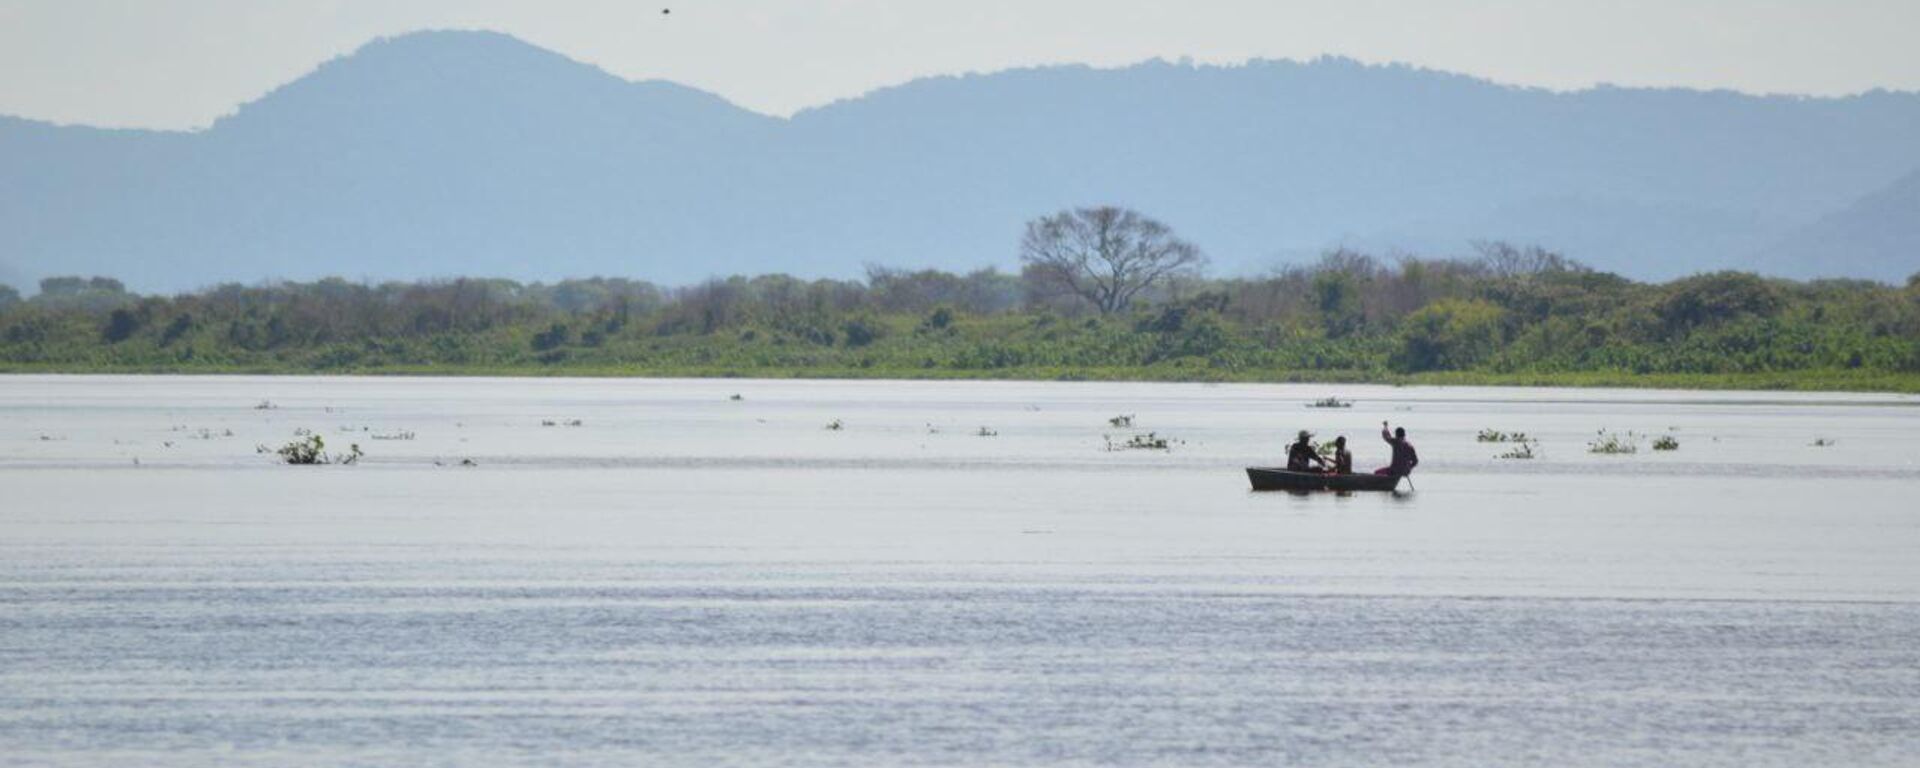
[1246,467,1402,492]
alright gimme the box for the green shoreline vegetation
[4,244,1919,393]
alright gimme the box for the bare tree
[1471,240,1589,278]
[1020,206,1205,314]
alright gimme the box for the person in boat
[1374,421,1418,477]
[1286,430,1328,472]
[1328,435,1353,475]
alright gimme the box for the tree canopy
[1020,207,1205,315]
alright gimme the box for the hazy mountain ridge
[1759,170,1920,279]
[3,29,1917,291]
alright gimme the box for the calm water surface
[3,376,1918,766]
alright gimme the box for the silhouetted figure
[1287,430,1328,472]
[1329,435,1353,475]
[1374,421,1418,477]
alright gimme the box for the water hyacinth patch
[1588,429,1639,455]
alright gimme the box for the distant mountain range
[1757,170,1920,280]
[2,29,1917,292]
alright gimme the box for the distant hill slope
[1756,170,1920,282]
[4,29,1919,291]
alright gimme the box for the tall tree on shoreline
[1020,207,1205,314]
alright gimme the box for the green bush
[1394,299,1506,372]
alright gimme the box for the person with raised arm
[1375,421,1418,477]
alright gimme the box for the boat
[1245,467,1403,492]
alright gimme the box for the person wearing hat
[1286,430,1329,472]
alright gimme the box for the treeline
[3,247,1919,386]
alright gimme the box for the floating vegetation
[540,419,585,427]
[1497,441,1538,460]
[190,428,235,440]
[1106,432,1176,451]
[436,458,480,467]
[1588,429,1640,455]
[254,400,278,410]
[729,394,745,401]
[1652,435,1680,451]
[1811,438,1836,447]
[825,419,844,431]
[1477,429,1532,443]
[1308,397,1352,409]
[370,431,416,441]
[274,434,362,466]
[1108,414,1135,427]
[976,426,999,437]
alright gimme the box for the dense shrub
[2,252,1915,384]
[1394,299,1506,372]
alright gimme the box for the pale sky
[2,0,1917,129]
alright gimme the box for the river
[3,376,1917,766]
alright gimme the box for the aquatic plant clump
[1652,435,1680,451]
[1477,429,1531,443]
[1106,432,1176,451]
[274,434,363,465]
[976,426,999,437]
[1308,397,1352,409]
[1588,429,1640,455]
[825,419,844,431]
[1108,414,1135,427]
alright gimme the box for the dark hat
[1296,429,1313,442]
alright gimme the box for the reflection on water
[2,376,1917,766]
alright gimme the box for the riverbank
[9,268,1919,394]
[4,363,1915,394]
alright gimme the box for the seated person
[1286,430,1328,472]
[1329,435,1353,474]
